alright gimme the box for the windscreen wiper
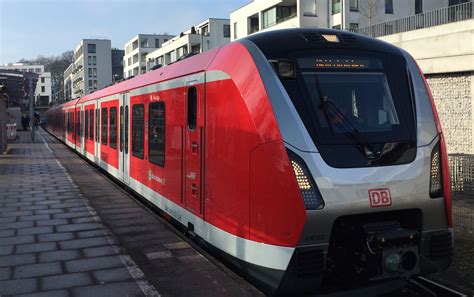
[320,96,381,160]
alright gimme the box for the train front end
[240,29,453,295]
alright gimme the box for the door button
[191,142,199,153]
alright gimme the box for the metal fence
[449,154,474,237]
[354,2,473,38]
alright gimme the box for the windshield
[292,53,415,145]
[278,51,416,167]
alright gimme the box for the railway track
[402,277,468,297]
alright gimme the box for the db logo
[368,188,392,208]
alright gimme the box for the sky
[0,0,249,65]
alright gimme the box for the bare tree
[18,51,73,103]
[360,0,383,27]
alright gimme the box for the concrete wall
[426,72,474,154]
[378,19,474,74]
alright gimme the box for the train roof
[243,28,402,58]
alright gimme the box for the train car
[46,28,453,296]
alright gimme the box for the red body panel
[84,104,95,156]
[47,43,306,248]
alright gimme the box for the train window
[148,102,165,166]
[76,111,80,137]
[125,106,129,154]
[110,107,117,149]
[101,108,108,145]
[96,109,100,143]
[89,109,94,140]
[85,110,89,140]
[132,104,144,159]
[187,87,197,130]
[120,106,123,152]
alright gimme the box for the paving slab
[0,130,262,297]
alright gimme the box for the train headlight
[430,141,443,198]
[287,149,325,210]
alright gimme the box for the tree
[360,0,383,27]
[18,50,73,103]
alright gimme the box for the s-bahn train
[47,29,453,295]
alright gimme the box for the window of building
[89,109,94,140]
[201,25,209,36]
[35,68,41,73]
[88,44,96,53]
[94,80,98,88]
[89,80,92,88]
[85,110,89,140]
[248,14,259,33]
[350,0,358,11]
[41,77,45,83]
[101,108,108,145]
[332,24,341,30]
[385,0,394,13]
[262,5,297,29]
[88,56,92,65]
[88,68,92,77]
[140,38,148,48]
[93,56,96,65]
[93,68,97,77]
[302,0,317,16]
[132,104,144,158]
[349,23,359,31]
[415,0,423,14]
[149,102,165,166]
[109,107,117,149]
[223,24,230,38]
[187,87,197,130]
[155,38,160,48]
[233,22,238,39]
[41,86,45,92]
[128,57,131,66]
[332,0,341,14]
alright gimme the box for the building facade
[63,64,73,102]
[146,19,231,70]
[230,0,448,40]
[69,39,112,98]
[123,34,174,79]
[0,64,52,106]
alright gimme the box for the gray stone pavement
[0,130,262,297]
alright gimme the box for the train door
[119,92,130,184]
[184,81,204,217]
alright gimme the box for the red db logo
[369,188,392,208]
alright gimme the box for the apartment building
[230,0,449,40]
[0,64,52,106]
[123,34,174,78]
[146,19,230,70]
[69,39,112,98]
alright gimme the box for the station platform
[0,130,263,297]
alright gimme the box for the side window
[110,107,117,149]
[101,107,108,145]
[125,106,129,154]
[120,106,123,152]
[96,109,100,142]
[85,110,89,139]
[187,87,197,130]
[149,102,165,166]
[76,111,80,137]
[89,109,94,140]
[132,104,144,159]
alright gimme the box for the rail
[353,2,473,38]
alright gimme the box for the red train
[47,29,453,295]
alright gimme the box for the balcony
[354,2,473,38]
